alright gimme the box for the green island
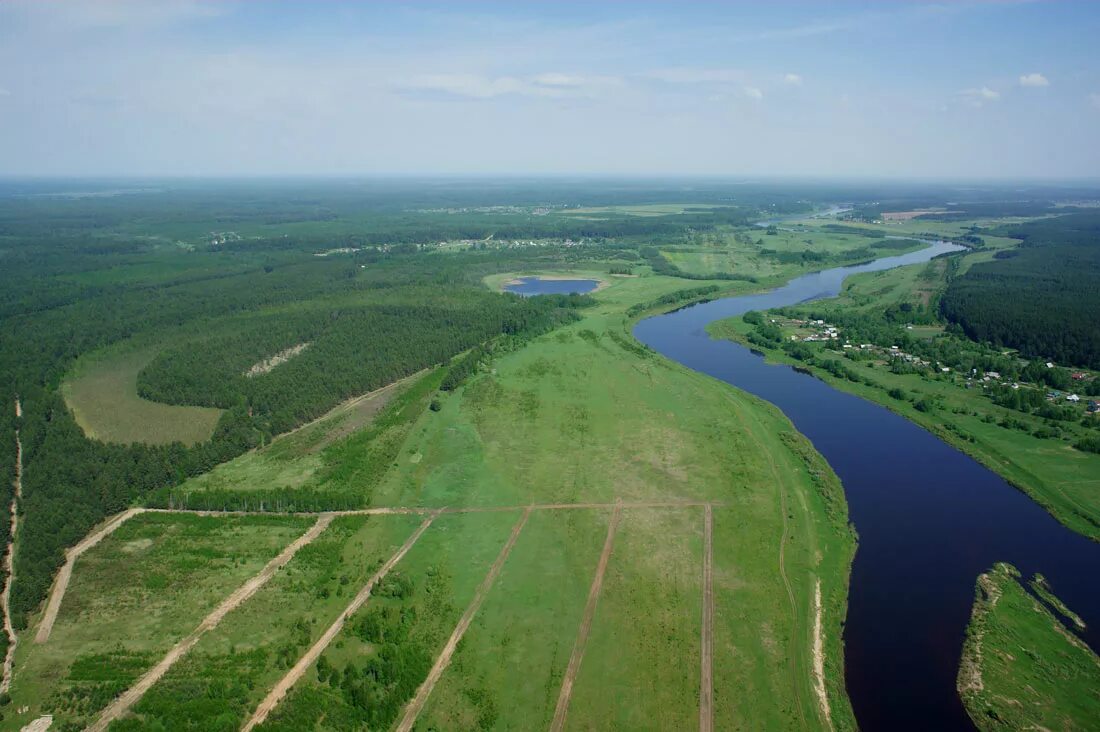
[958,563,1100,731]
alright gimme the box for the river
[633,243,1100,731]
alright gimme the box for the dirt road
[394,507,531,732]
[242,513,438,731]
[1,411,23,693]
[87,514,334,732]
[699,503,714,732]
[34,507,147,644]
[549,500,623,732]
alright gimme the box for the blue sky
[1,1,1098,177]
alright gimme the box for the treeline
[941,212,1100,368]
[138,293,583,435]
[625,285,722,318]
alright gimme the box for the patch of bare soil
[394,508,531,732]
[812,580,833,730]
[87,514,334,732]
[549,500,623,732]
[244,343,311,378]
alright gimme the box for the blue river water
[504,277,599,296]
[631,244,1100,731]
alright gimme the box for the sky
[1,0,1099,178]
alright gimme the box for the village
[770,315,1100,417]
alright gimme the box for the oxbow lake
[503,277,599,296]
[634,243,1100,731]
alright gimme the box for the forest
[941,211,1100,368]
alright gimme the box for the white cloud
[959,86,1000,107]
[744,86,763,100]
[1019,72,1049,88]
[645,67,746,84]
[396,72,620,100]
[783,73,803,85]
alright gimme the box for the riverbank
[632,240,1100,730]
[707,257,1100,542]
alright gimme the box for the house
[1046,362,1055,369]
[1067,394,1081,403]
[986,371,1000,379]
[1088,400,1099,413]
[1071,372,1088,381]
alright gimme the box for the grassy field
[152,370,427,511]
[415,508,612,730]
[62,346,223,445]
[709,249,1100,540]
[958,563,1100,731]
[119,513,426,730]
[4,512,313,730]
[11,268,858,730]
[255,510,523,731]
[660,222,928,281]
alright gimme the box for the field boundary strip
[394,507,532,732]
[242,511,441,731]
[550,499,623,732]
[700,503,714,732]
[86,514,335,732]
[35,506,148,644]
[0,403,23,693]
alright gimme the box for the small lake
[504,277,599,296]
[634,243,1100,731]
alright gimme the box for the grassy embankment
[958,563,1099,731]
[709,240,1100,541]
[13,265,863,729]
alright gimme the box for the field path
[699,503,714,732]
[242,512,439,731]
[35,507,147,644]
[87,514,334,732]
[549,500,623,732]
[394,507,531,732]
[1,401,23,693]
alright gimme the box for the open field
[62,346,223,445]
[4,512,314,729]
[660,222,928,281]
[958,563,1100,731]
[5,268,856,730]
[710,245,1100,540]
[154,370,428,511]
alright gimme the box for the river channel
[633,243,1100,731]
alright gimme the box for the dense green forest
[941,212,1100,368]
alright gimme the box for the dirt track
[699,503,714,732]
[87,514,334,732]
[1,411,23,693]
[242,513,438,731]
[550,500,623,732]
[34,507,147,644]
[394,507,531,732]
